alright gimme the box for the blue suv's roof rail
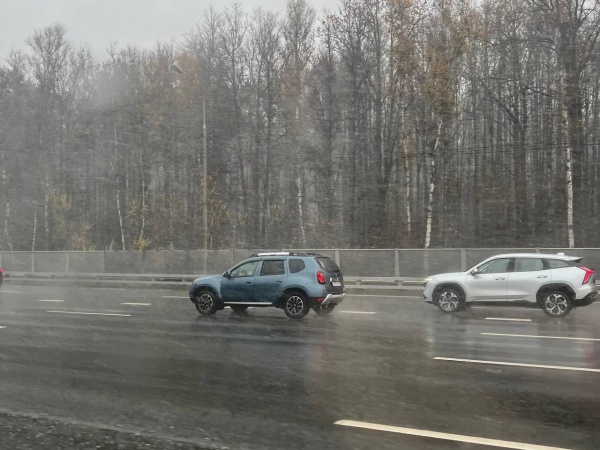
[250,251,319,257]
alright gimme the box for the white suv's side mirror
[470,268,479,275]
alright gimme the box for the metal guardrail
[3,272,425,290]
[4,271,596,290]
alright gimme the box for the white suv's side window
[545,259,572,269]
[514,258,544,272]
[477,258,511,274]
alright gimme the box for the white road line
[121,302,151,306]
[47,311,132,317]
[339,311,377,315]
[0,290,21,293]
[434,357,600,373]
[335,420,570,450]
[485,317,531,322]
[162,295,188,299]
[38,299,65,302]
[482,332,600,342]
[0,326,5,329]
[88,287,126,291]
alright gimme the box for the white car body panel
[423,253,598,309]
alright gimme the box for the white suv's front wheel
[435,288,464,313]
[541,291,573,318]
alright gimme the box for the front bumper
[321,293,345,306]
[423,281,433,303]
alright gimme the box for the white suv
[423,253,598,317]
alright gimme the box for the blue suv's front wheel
[195,289,219,315]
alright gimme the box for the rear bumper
[321,293,345,306]
[574,291,597,307]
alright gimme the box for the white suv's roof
[488,253,581,261]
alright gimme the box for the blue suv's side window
[259,260,285,276]
[230,261,259,278]
[289,259,305,273]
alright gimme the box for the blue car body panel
[189,255,344,307]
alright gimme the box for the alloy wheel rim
[545,293,568,315]
[439,291,459,311]
[287,296,304,315]
[198,293,214,312]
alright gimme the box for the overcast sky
[2,0,341,62]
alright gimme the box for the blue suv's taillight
[316,271,326,284]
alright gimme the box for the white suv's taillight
[579,266,595,284]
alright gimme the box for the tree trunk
[112,112,126,251]
[425,120,443,249]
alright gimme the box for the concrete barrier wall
[2,248,599,278]
[68,252,104,273]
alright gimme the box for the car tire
[541,291,573,318]
[283,292,310,319]
[314,304,336,315]
[195,290,219,315]
[435,288,464,313]
[230,305,248,312]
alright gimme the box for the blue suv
[188,252,345,319]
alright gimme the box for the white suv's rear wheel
[435,288,464,313]
[541,291,573,317]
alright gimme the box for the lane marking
[335,420,570,450]
[482,332,600,342]
[38,299,65,303]
[0,290,21,293]
[0,326,5,329]
[162,296,188,299]
[88,287,126,291]
[435,357,600,373]
[485,317,531,322]
[47,311,132,317]
[121,302,151,306]
[339,311,377,315]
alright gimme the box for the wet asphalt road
[0,285,599,450]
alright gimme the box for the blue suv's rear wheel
[195,290,219,315]
[283,292,310,319]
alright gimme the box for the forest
[1,0,599,251]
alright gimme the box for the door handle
[536,275,548,278]
[495,277,506,280]
[246,281,253,284]
[276,280,283,283]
